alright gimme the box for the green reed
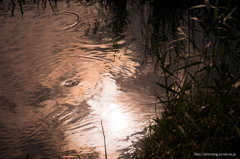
[129,0,240,158]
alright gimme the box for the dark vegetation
[128,0,240,158]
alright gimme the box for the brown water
[0,1,163,159]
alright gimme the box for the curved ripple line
[58,12,81,31]
[34,11,81,31]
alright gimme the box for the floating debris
[63,80,80,87]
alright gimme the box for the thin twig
[101,120,107,159]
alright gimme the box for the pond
[0,0,168,158]
[4,0,237,158]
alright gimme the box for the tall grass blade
[188,4,206,10]
[101,120,107,159]
[159,65,176,78]
[197,65,208,73]
[178,74,188,112]
[155,82,179,95]
[214,0,219,20]
[201,16,222,42]
[185,69,198,85]
[177,27,188,37]
[181,26,205,33]
[177,125,187,138]
[215,27,228,32]
[223,7,240,33]
[154,90,167,104]
[220,112,240,137]
[188,4,221,10]
[213,64,221,75]
[232,80,240,89]
[190,17,202,22]
[211,47,216,65]
[185,112,202,132]
[174,62,203,73]
[214,124,222,137]
[221,111,233,124]
[235,125,240,137]
[162,37,187,46]
[75,152,82,159]
[178,27,201,50]
[205,42,212,49]
[227,16,240,23]
[205,0,211,16]
[220,44,226,81]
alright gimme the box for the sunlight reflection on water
[108,103,127,132]
[0,1,162,159]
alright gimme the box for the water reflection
[105,103,127,132]
[0,0,159,158]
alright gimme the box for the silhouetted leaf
[177,125,187,137]
[174,62,203,73]
[155,82,179,95]
[178,74,188,112]
[185,112,202,132]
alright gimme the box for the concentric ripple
[33,11,81,31]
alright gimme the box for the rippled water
[0,1,163,159]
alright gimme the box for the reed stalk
[101,120,107,159]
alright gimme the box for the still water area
[0,1,167,158]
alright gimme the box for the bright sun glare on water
[109,104,127,132]
[102,103,128,132]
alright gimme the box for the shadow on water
[1,0,239,159]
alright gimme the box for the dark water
[0,1,166,158]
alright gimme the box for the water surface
[0,1,163,158]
